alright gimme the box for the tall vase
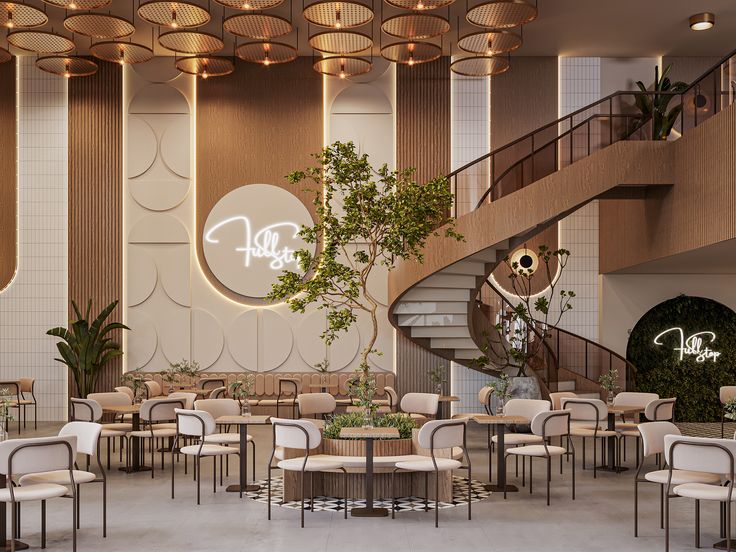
[607,391,615,406]
[240,398,251,417]
[497,397,505,416]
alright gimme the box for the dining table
[339,426,400,517]
[438,395,460,419]
[216,415,271,497]
[471,414,530,493]
[102,404,151,473]
[598,404,644,473]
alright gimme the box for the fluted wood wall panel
[395,58,451,403]
[396,57,451,185]
[0,60,16,290]
[600,103,736,273]
[196,58,322,303]
[68,61,123,396]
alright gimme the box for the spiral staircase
[388,50,736,400]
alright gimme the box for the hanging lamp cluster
[0,0,537,79]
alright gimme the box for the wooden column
[0,59,16,291]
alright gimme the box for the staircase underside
[389,140,674,368]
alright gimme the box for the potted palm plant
[47,300,128,398]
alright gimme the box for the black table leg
[0,475,28,551]
[597,412,627,473]
[352,438,388,517]
[487,424,518,493]
[119,412,151,473]
[227,423,259,494]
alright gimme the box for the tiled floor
[3,422,727,552]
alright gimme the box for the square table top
[470,415,530,425]
[339,427,400,439]
[216,415,270,425]
[607,405,645,415]
[102,404,140,414]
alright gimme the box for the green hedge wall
[626,295,736,422]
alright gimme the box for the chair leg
[424,473,429,512]
[571,448,576,500]
[665,486,670,552]
[343,468,348,519]
[300,470,305,528]
[726,500,731,552]
[582,437,586,470]
[546,457,551,506]
[267,465,272,520]
[76,485,80,529]
[151,439,155,479]
[559,436,564,474]
[102,477,107,538]
[250,441,257,482]
[213,456,217,493]
[593,439,597,479]
[660,484,664,529]
[695,499,700,548]
[41,500,46,549]
[435,469,440,528]
[391,469,396,519]
[10,498,15,552]
[196,457,201,505]
[634,479,638,537]
[467,465,472,520]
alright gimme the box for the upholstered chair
[506,410,575,505]
[549,391,577,411]
[208,386,227,399]
[268,418,347,528]
[198,378,226,392]
[144,380,163,399]
[393,419,471,527]
[562,397,619,477]
[172,409,239,505]
[400,393,439,424]
[618,398,677,467]
[297,393,336,427]
[70,397,128,470]
[491,399,551,482]
[373,386,399,412]
[18,378,37,430]
[128,398,184,477]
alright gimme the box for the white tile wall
[0,58,68,422]
[450,72,491,414]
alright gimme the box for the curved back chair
[208,386,227,399]
[549,391,577,411]
[88,392,131,409]
[400,393,439,422]
[478,386,493,414]
[0,435,78,551]
[645,398,676,422]
[504,399,551,425]
[70,398,103,423]
[561,397,616,477]
[71,396,129,470]
[664,434,736,550]
[297,393,337,419]
[505,410,574,505]
[198,378,226,392]
[394,419,470,527]
[144,380,162,399]
[114,386,134,400]
[0,381,21,434]
[268,418,346,527]
[18,378,37,430]
[720,386,736,437]
[129,398,184,478]
[167,392,197,410]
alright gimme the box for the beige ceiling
[5,0,736,59]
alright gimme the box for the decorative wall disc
[36,55,98,77]
[175,55,234,78]
[7,30,75,53]
[457,29,521,54]
[138,1,210,28]
[313,55,371,78]
[41,0,110,9]
[381,41,440,65]
[466,0,537,29]
[158,30,224,54]
[303,1,373,29]
[224,13,292,39]
[381,14,449,39]
[309,30,371,54]
[214,0,283,10]
[450,55,509,76]
[0,2,48,29]
[64,13,135,38]
[0,47,11,63]
[385,0,454,10]
[236,41,296,64]
[90,41,154,64]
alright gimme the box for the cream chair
[20,422,108,538]
[549,391,577,411]
[562,397,619,478]
[18,378,37,430]
[128,398,184,477]
[0,435,78,552]
[721,386,736,438]
[268,418,347,528]
[393,419,471,527]
[208,386,227,399]
[198,378,226,392]
[664,434,736,551]
[172,408,239,505]
[491,399,550,483]
[400,393,439,424]
[297,393,336,427]
[0,381,21,434]
[633,422,720,538]
[114,386,134,401]
[92,391,134,427]
[259,379,300,418]
[619,398,677,467]
[506,410,574,506]
[194,398,255,482]
[70,398,128,470]
[144,380,163,399]
[167,392,197,410]
[373,386,399,412]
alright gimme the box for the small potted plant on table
[229,374,256,416]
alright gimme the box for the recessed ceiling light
[689,12,715,31]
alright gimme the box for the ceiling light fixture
[689,12,714,31]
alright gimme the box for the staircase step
[411,326,470,338]
[443,261,487,276]
[402,288,471,302]
[454,349,483,360]
[397,314,468,327]
[416,274,477,289]
[430,337,478,349]
[557,381,576,392]
[394,302,468,315]
[469,249,497,263]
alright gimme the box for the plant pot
[509,376,542,400]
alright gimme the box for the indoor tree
[267,141,462,399]
[630,64,688,140]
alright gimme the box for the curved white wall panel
[129,179,190,211]
[295,310,327,368]
[158,245,191,307]
[128,214,190,244]
[192,308,225,369]
[129,84,190,114]
[132,59,182,84]
[127,247,157,307]
[260,309,293,371]
[127,309,158,369]
[227,310,259,370]
[159,307,191,364]
[160,116,191,178]
[127,116,158,178]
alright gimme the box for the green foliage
[324,411,416,440]
[630,64,689,140]
[170,359,201,380]
[346,368,378,416]
[121,368,147,399]
[266,141,462,379]
[725,398,736,421]
[229,373,255,400]
[486,373,512,401]
[47,300,129,398]
[627,295,736,422]
[598,368,620,393]
[428,366,446,388]
[0,388,15,425]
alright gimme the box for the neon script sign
[204,217,301,271]
[653,327,721,363]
